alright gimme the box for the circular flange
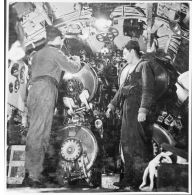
[61,138,82,161]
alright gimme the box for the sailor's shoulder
[47,46,66,57]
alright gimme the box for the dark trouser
[121,95,152,187]
[25,78,58,181]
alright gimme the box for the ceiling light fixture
[94,18,112,32]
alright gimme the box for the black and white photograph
[5,1,191,193]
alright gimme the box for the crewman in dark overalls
[106,40,155,190]
[23,26,81,187]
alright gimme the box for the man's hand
[106,108,112,118]
[71,55,80,63]
[21,107,28,127]
[138,112,146,122]
[67,108,75,116]
[21,115,28,128]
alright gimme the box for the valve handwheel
[109,27,119,37]
[96,33,105,42]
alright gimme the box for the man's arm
[55,49,81,73]
[108,86,123,111]
[139,61,155,114]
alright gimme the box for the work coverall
[108,60,155,187]
[25,45,81,181]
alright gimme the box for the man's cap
[124,40,140,54]
[46,25,63,41]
